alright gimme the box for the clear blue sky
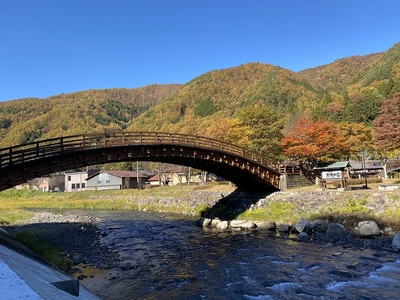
[1,0,399,101]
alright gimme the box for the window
[97,180,101,184]
[82,183,85,188]
[68,176,71,181]
[106,180,110,184]
[76,183,80,189]
[71,183,76,189]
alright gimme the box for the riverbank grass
[13,230,72,271]
[238,202,298,223]
[0,185,224,224]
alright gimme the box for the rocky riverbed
[3,187,400,278]
[5,212,119,273]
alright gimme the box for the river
[71,210,400,300]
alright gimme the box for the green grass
[14,230,72,271]
[238,202,297,223]
[0,185,228,224]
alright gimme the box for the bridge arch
[0,131,282,192]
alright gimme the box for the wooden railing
[0,131,279,171]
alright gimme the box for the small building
[85,170,148,190]
[37,174,65,192]
[65,170,98,192]
[147,169,214,187]
[314,159,385,188]
[37,177,50,192]
[348,159,384,178]
[314,161,350,188]
[14,182,31,190]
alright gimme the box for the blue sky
[1,1,399,101]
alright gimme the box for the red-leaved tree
[281,118,351,166]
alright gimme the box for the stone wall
[286,174,314,189]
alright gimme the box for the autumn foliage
[281,118,351,165]
[373,93,400,156]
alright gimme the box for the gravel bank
[6,212,119,273]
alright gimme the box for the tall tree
[281,118,350,166]
[237,102,285,160]
[337,122,375,155]
[373,93,400,157]
[203,118,253,149]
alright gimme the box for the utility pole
[361,150,368,189]
[136,161,139,189]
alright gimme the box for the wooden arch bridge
[0,131,283,192]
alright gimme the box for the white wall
[65,172,88,192]
[86,173,123,190]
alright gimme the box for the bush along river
[6,207,400,300]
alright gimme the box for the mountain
[298,53,382,92]
[1,42,400,148]
[0,85,181,147]
[127,63,322,133]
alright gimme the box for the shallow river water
[76,210,400,300]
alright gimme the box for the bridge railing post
[36,142,40,157]
[8,147,12,164]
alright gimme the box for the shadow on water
[199,188,272,220]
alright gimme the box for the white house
[85,170,148,190]
[65,171,94,192]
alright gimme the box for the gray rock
[358,220,381,236]
[310,219,329,233]
[211,218,221,228]
[229,220,256,230]
[278,224,290,232]
[254,221,276,230]
[326,223,347,236]
[216,220,229,230]
[392,231,400,250]
[294,217,310,233]
[197,217,212,227]
[297,232,309,241]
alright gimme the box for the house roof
[314,160,384,171]
[148,174,160,181]
[314,161,350,170]
[349,159,383,170]
[86,170,148,180]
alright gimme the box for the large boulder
[278,224,290,232]
[326,223,347,236]
[197,217,212,227]
[294,217,310,233]
[229,220,256,230]
[392,231,400,250]
[357,220,381,237]
[309,219,329,233]
[211,218,222,228]
[254,221,276,230]
[216,220,229,230]
[297,232,309,241]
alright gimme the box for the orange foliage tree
[337,122,375,155]
[281,118,351,166]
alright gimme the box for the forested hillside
[0,85,181,147]
[1,42,399,162]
